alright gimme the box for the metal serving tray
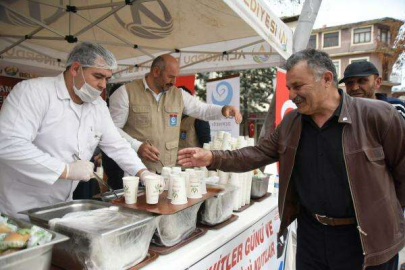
[251,175,270,198]
[0,215,68,270]
[199,184,238,226]
[22,200,157,270]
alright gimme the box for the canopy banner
[223,0,293,60]
[0,76,22,110]
[207,75,240,138]
[113,36,285,83]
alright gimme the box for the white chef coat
[0,73,146,219]
[109,77,224,151]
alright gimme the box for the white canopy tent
[0,0,321,81]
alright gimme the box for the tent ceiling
[0,0,258,61]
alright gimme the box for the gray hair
[285,49,338,87]
[66,42,117,70]
[151,55,166,71]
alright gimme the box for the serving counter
[143,195,286,270]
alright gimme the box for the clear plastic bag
[200,185,237,226]
[152,202,203,247]
[50,207,157,270]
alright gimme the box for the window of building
[349,57,370,64]
[323,31,339,48]
[332,60,341,79]
[353,26,372,44]
[307,35,317,49]
[380,28,391,44]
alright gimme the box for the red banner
[175,75,195,95]
[275,69,296,126]
[0,76,23,110]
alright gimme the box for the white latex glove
[66,160,94,181]
[140,171,165,193]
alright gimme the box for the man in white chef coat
[0,42,159,219]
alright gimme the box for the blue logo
[180,131,187,140]
[169,114,177,126]
[212,81,233,106]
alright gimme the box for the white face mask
[73,67,102,103]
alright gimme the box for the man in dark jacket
[178,49,405,270]
[340,61,405,119]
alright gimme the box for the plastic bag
[200,185,237,225]
[152,202,203,247]
[50,207,156,270]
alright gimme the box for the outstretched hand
[222,105,243,124]
[177,148,213,168]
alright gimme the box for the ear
[152,66,161,77]
[374,76,382,89]
[69,62,81,77]
[323,71,334,87]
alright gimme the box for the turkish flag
[275,69,296,126]
[175,75,195,95]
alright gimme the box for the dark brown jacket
[211,92,405,268]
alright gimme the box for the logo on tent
[114,0,173,39]
[252,43,272,63]
[0,1,64,27]
[212,81,233,106]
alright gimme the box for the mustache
[292,96,305,104]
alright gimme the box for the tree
[194,67,277,135]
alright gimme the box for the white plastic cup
[218,170,229,185]
[172,167,182,174]
[171,175,188,205]
[195,170,207,195]
[188,172,202,199]
[161,167,172,191]
[208,170,218,177]
[144,175,161,204]
[203,143,210,150]
[122,176,139,204]
[167,173,177,199]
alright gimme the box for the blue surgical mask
[73,66,101,103]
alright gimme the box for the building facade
[308,17,403,95]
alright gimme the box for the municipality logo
[212,81,233,106]
[252,44,272,63]
[114,0,173,39]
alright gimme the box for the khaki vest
[179,117,200,150]
[123,79,184,173]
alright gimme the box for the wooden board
[198,214,239,230]
[251,192,272,202]
[112,187,223,215]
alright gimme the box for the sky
[270,0,405,88]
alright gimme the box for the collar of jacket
[337,89,353,125]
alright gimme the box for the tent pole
[73,12,155,59]
[75,2,127,10]
[293,0,322,52]
[0,27,43,56]
[0,35,64,41]
[73,3,127,37]
[0,2,65,38]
